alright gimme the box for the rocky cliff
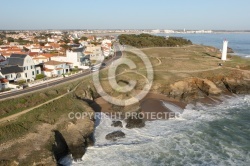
[167,70,250,102]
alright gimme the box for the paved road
[0,44,122,101]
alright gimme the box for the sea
[73,34,250,166]
[157,33,250,58]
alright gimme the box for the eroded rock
[105,131,125,141]
[126,113,145,129]
[111,121,123,128]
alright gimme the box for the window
[23,67,25,70]
[36,70,39,74]
[31,65,33,69]
[25,73,27,78]
[32,71,35,75]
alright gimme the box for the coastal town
[0,31,115,92]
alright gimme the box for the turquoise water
[74,95,250,166]
[157,33,250,57]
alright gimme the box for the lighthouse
[221,40,228,61]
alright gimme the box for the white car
[91,67,99,72]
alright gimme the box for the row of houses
[0,53,73,90]
[0,39,114,91]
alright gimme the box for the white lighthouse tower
[221,40,228,61]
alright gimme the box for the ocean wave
[74,95,250,166]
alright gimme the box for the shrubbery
[36,74,45,80]
[118,34,192,48]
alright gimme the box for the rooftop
[44,60,66,66]
[8,54,28,66]
[0,65,23,75]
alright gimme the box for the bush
[16,80,26,85]
[118,34,192,48]
[36,74,45,80]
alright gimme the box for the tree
[39,42,45,46]
[60,44,71,54]
[73,39,79,44]
[80,36,88,41]
[7,37,14,42]
[118,34,192,48]
[62,38,70,44]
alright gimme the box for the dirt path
[224,67,250,73]
[139,66,222,73]
[140,45,195,50]
[0,82,81,124]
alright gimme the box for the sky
[0,0,250,30]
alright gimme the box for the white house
[32,54,52,65]
[85,45,104,61]
[51,49,86,68]
[43,60,70,77]
[0,65,23,82]
[101,39,112,57]
[7,54,41,82]
[47,38,55,43]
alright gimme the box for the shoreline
[92,92,238,121]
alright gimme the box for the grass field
[88,45,250,99]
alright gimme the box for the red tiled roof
[84,51,92,54]
[8,48,22,51]
[44,60,65,66]
[44,68,53,72]
[41,53,55,58]
[0,78,9,83]
[49,43,60,48]
[28,52,39,57]
[33,57,47,60]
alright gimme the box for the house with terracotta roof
[85,44,104,62]
[51,48,87,68]
[0,78,9,91]
[87,36,96,42]
[45,43,61,50]
[32,53,56,64]
[43,60,70,77]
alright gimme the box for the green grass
[0,94,90,143]
[0,80,81,119]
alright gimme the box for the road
[0,44,122,101]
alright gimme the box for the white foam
[161,100,184,113]
[73,95,250,166]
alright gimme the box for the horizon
[1,29,250,31]
[1,0,250,30]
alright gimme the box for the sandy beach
[92,92,187,120]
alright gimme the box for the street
[0,44,122,101]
